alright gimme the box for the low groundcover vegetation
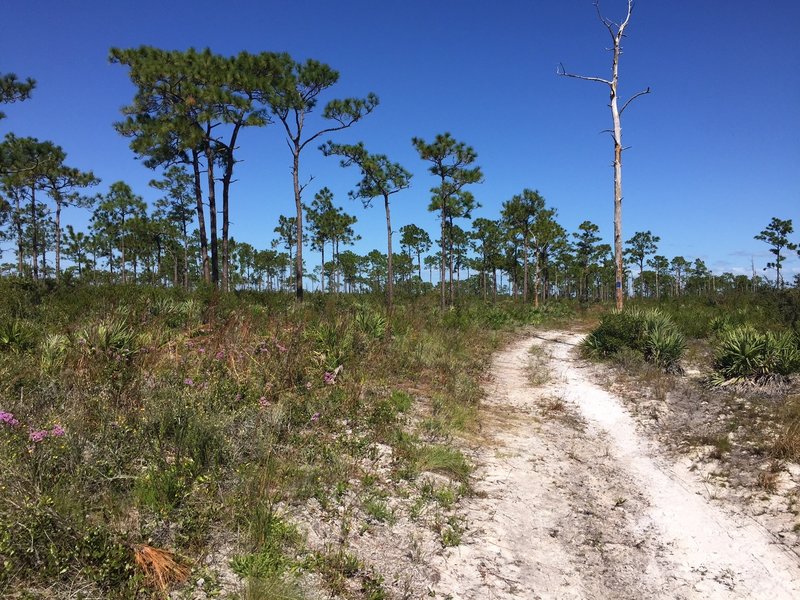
[0,281,559,598]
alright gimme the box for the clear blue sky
[3,0,799,278]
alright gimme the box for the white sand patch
[431,331,800,599]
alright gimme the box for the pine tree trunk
[121,213,127,284]
[221,122,242,293]
[191,150,211,284]
[55,200,62,281]
[14,193,23,276]
[31,187,39,280]
[204,138,219,286]
[320,243,326,294]
[292,148,304,301]
[384,193,394,311]
[440,206,446,308]
[522,240,529,303]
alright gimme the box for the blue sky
[2,0,799,278]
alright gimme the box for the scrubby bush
[582,308,685,371]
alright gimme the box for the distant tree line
[1,56,796,306]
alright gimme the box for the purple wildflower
[324,372,335,385]
[197,347,206,354]
[184,378,194,387]
[29,429,48,443]
[51,424,65,437]
[0,411,19,427]
[310,412,321,423]
[215,350,225,360]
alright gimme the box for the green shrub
[77,318,139,359]
[582,308,685,371]
[712,326,800,385]
[0,319,36,353]
[39,333,70,374]
[354,304,387,340]
[0,494,133,588]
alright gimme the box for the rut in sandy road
[431,330,800,599]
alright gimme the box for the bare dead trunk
[612,90,624,310]
[558,0,649,311]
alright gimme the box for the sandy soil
[430,330,800,599]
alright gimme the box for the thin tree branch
[594,1,617,40]
[619,87,651,115]
[557,64,612,86]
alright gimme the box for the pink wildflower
[215,350,225,360]
[51,424,65,437]
[275,341,288,353]
[197,347,206,354]
[184,378,194,386]
[310,412,321,423]
[0,411,19,427]
[29,429,48,443]
[324,372,335,385]
[258,397,269,408]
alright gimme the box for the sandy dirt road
[431,330,800,599]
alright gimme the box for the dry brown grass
[133,545,190,593]
[773,420,800,462]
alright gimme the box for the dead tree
[558,0,650,310]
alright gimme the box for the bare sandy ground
[431,330,800,599]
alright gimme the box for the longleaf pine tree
[412,134,482,308]
[321,141,410,309]
[267,59,378,301]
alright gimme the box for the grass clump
[415,444,471,483]
[582,307,685,372]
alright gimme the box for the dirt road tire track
[431,330,800,599]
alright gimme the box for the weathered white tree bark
[558,0,650,310]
